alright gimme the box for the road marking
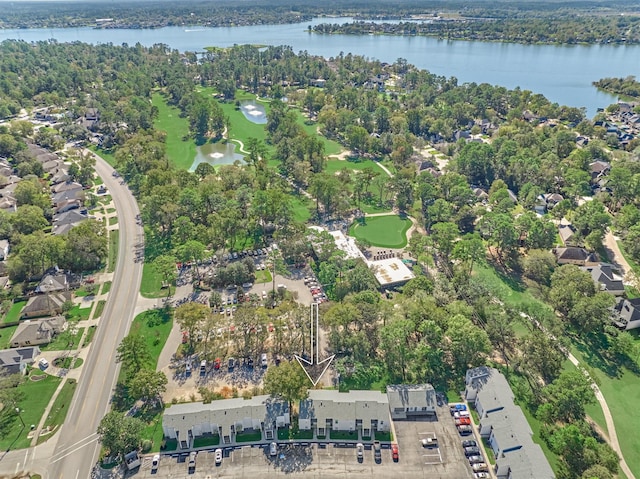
[14,462,20,475]
[51,434,99,463]
[74,469,79,479]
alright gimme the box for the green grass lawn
[0,372,62,450]
[330,430,359,440]
[152,93,196,170]
[37,378,77,444]
[3,300,26,324]
[193,434,220,448]
[67,304,92,321]
[0,324,18,349]
[82,325,97,346]
[325,157,383,175]
[129,308,173,368]
[570,345,640,479]
[291,196,313,223]
[235,430,262,443]
[140,262,170,299]
[141,410,165,453]
[255,269,272,284]
[349,215,411,248]
[94,300,106,319]
[295,114,342,156]
[108,230,119,273]
[108,216,118,226]
[101,281,112,295]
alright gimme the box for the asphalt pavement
[44,155,143,479]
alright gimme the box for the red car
[456,417,472,426]
[213,358,221,370]
[181,331,189,344]
[391,444,399,462]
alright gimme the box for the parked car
[391,443,399,462]
[356,443,364,461]
[188,451,196,473]
[450,404,467,415]
[38,358,49,370]
[474,473,490,479]
[199,360,206,376]
[458,425,473,436]
[455,417,471,426]
[185,362,192,376]
[181,331,189,344]
[228,357,236,371]
[464,446,481,456]
[462,439,477,448]
[261,353,268,368]
[269,442,278,457]
[151,454,160,471]
[468,455,484,464]
[421,437,438,448]
[472,463,489,473]
[454,410,471,418]
[373,441,381,463]
[214,448,223,465]
[213,358,221,370]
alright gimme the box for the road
[45,155,143,479]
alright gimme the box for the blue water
[1,17,636,116]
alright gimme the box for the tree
[522,249,556,286]
[263,360,309,412]
[445,314,491,374]
[567,292,614,333]
[97,411,145,459]
[116,334,151,378]
[11,205,48,236]
[537,370,596,424]
[128,369,167,408]
[152,254,178,296]
[549,265,596,317]
[518,329,564,384]
[63,220,108,272]
[0,371,23,438]
[174,302,209,352]
[430,222,459,259]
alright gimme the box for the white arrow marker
[295,302,335,386]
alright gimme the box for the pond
[239,100,267,124]
[189,142,245,172]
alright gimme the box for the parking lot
[127,402,476,479]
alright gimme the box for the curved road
[43,155,143,479]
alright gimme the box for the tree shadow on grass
[571,330,640,379]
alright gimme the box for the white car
[38,358,49,370]
[260,353,268,368]
[473,473,490,479]
[269,442,278,457]
[151,454,160,471]
[214,448,223,465]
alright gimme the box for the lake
[1,17,638,117]
[189,142,245,172]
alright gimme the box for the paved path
[520,313,635,479]
[604,230,633,281]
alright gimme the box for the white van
[454,410,470,418]
[38,358,49,370]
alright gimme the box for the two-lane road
[47,155,143,479]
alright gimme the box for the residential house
[312,78,327,88]
[35,271,69,293]
[53,199,83,215]
[10,315,66,348]
[51,168,71,185]
[611,297,640,330]
[581,264,625,295]
[52,188,85,206]
[534,193,564,215]
[553,247,597,266]
[558,222,577,246]
[0,196,17,213]
[298,389,390,439]
[162,395,290,449]
[473,187,489,202]
[42,159,63,175]
[0,239,9,261]
[386,383,436,420]
[0,346,40,375]
[52,181,83,195]
[52,209,88,236]
[465,367,555,479]
[21,291,72,319]
[589,160,611,181]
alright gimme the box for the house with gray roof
[0,239,9,261]
[558,222,577,246]
[465,367,555,479]
[611,297,640,330]
[386,383,436,419]
[10,315,66,348]
[0,346,40,375]
[162,395,289,449]
[581,264,625,295]
[52,209,88,235]
[36,272,69,293]
[299,389,390,439]
[21,292,72,318]
[52,181,83,195]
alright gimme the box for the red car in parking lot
[391,444,399,462]
[213,358,221,370]
[456,417,472,426]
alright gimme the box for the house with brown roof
[21,292,72,319]
[553,247,598,266]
